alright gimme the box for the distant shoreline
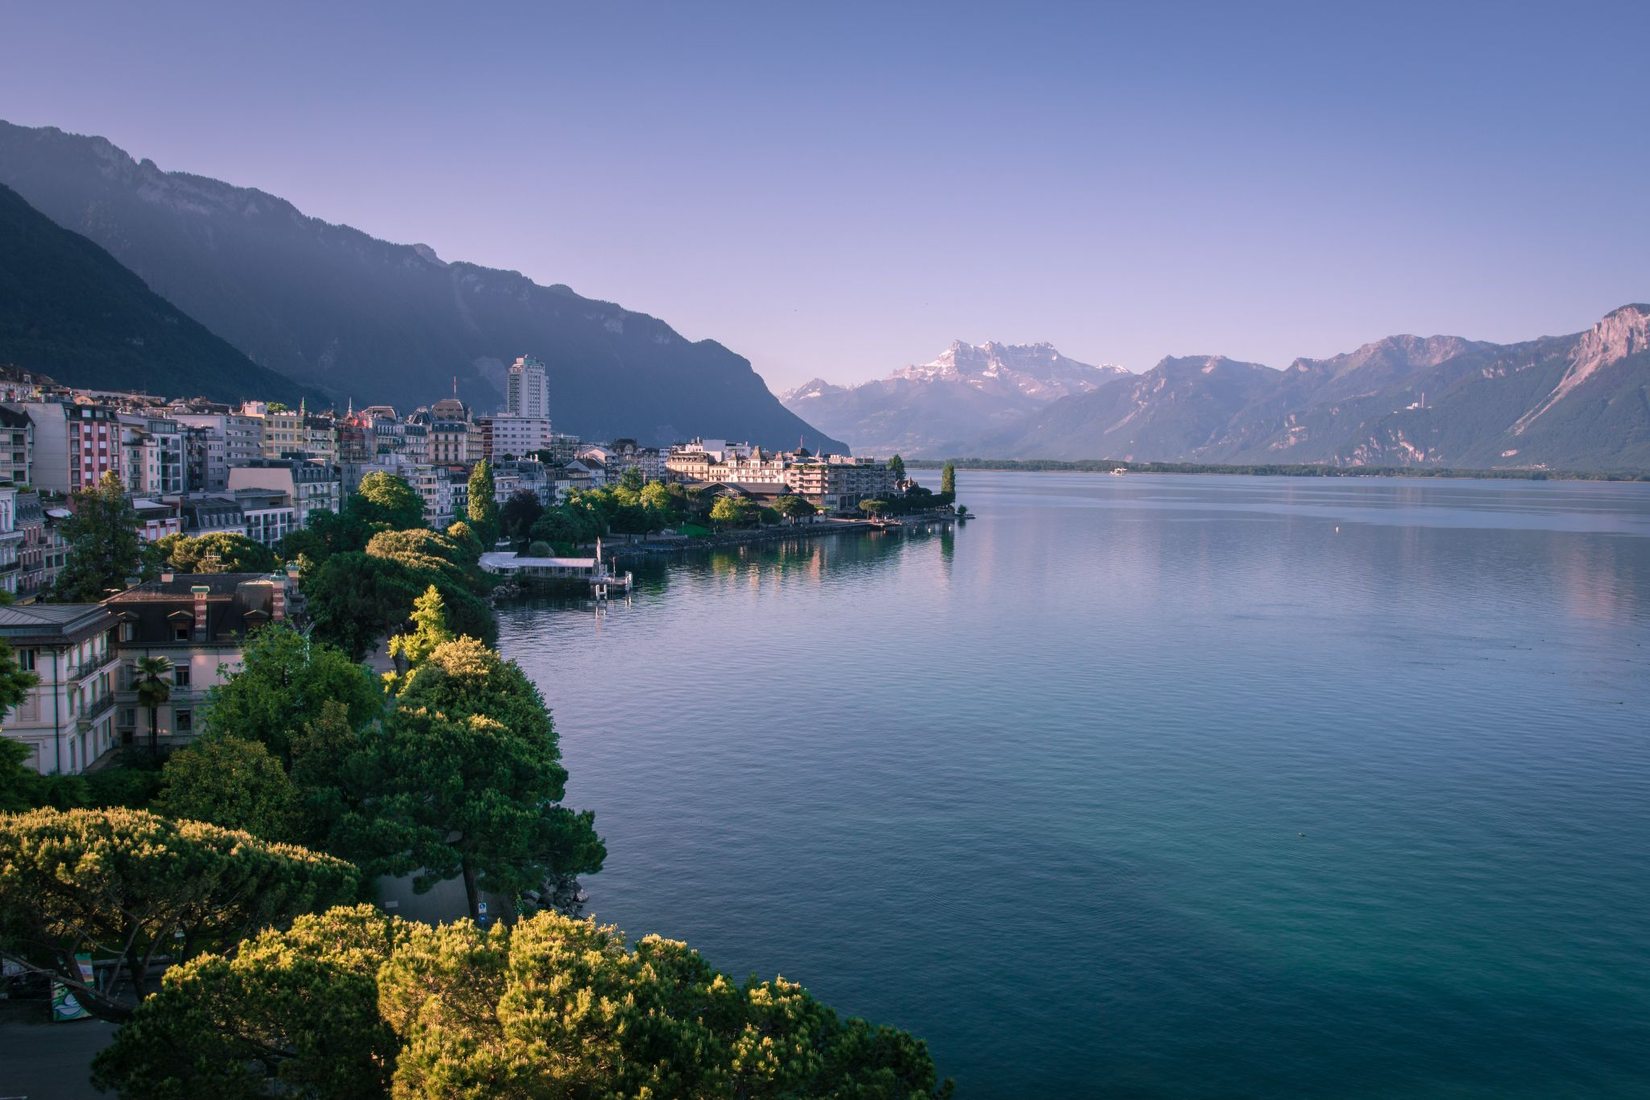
[905,458,1650,483]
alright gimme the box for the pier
[479,550,633,599]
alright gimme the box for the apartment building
[12,402,121,493]
[227,459,342,527]
[106,572,298,750]
[0,602,121,775]
[0,406,32,487]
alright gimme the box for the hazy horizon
[2,1,1647,392]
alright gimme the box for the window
[173,624,191,642]
[173,665,190,688]
[120,622,137,642]
[16,648,33,672]
[175,710,193,733]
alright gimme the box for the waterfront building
[0,602,121,775]
[106,572,298,750]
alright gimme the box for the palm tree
[133,656,173,758]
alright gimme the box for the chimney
[271,578,286,622]
[191,585,209,641]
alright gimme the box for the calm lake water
[498,472,1650,1098]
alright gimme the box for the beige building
[106,572,298,750]
[0,603,121,774]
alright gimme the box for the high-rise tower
[506,355,550,420]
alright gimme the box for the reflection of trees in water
[698,531,909,584]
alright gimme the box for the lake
[497,472,1650,1098]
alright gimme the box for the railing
[77,693,116,728]
[71,652,118,681]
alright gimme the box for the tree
[466,460,500,547]
[153,532,278,575]
[889,453,907,482]
[0,639,39,808]
[349,472,425,531]
[152,735,300,841]
[304,551,425,661]
[54,472,143,601]
[134,655,173,758]
[93,904,405,1100]
[345,637,603,920]
[618,464,646,492]
[709,495,751,529]
[940,461,957,496]
[388,585,451,669]
[0,808,358,1020]
[772,494,818,523]
[499,489,544,543]
[378,910,953,1098]
[203,623,381,765]
[859,498,889,518]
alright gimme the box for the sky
[2,1,1647,390]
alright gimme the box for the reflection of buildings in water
[1558,538,1638,624]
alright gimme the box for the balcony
[71,652,119,682]
[77,693,116,729]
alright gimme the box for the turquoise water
[498,472,1650,1097]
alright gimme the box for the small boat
[1110,467,1127,476]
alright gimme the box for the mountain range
[0,121,842,451]
[785,309,1650,470]
[0,180,311,404]
[782,341,1126,456]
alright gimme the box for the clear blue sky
[3,1,1646,389]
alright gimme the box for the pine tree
[940,462,956,496]
[467,460,500,547]
[54,472,143,601]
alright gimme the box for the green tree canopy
[889,453,907,481]
[54,471,143,600]
[0,807,359,1020]
[153,532,278,575]
[152,735,300,842]
[618,464,646,492]
[466,460,500,547]
[379,910,952,1098]
[709,495,752,528]
[344,705,602,920]
[304,551,425,661]
[95,904,948,1100]
[499,489,544,543]
[348,472,425,532]
[387,585,452,669]
[339,637,602,918]
[772,494,818,521]
[940,461,956,496]
[203,623,382,764]
[92,904,405,1100]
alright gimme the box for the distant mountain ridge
[0,120,842,451]
[783,309,1649,470]
[782,341,1125,456]
[974,306,1650,470]
[0,180,312,404]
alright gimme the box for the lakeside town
[0,353,955,785]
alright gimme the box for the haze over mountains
[0,180,311,404]
[785,308,1650,470]
[0,120,842,451]
[783,342,1127,457]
